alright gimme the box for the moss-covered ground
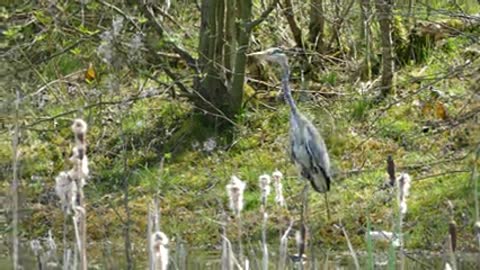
[1,36,479,263]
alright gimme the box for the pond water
[1,242,479,270]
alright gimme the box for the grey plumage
[249,48,332,193]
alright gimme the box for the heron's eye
[271,49,282,55]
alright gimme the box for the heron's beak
[247,50,269,58]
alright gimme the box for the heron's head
[248,47,288,69]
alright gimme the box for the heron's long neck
[281,65,298,115]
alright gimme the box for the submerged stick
[340,224,359,270]
[278,221,293,270]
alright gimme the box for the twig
[402,251,434,269]
[339,223,359,270]
[141,3,197,71]
[1,38,88,78]
[414,170,470,181]
[97,0,141,31]
[247,0,279,31]
[151,4,191,36]
[21,90,171,130]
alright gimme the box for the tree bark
[282,0,303,47]
[229,0,252,115]
[360,0,373,80]
[375,0,395,97]
[224,0,237,77]
[309,0,325,51]
[197,0,230,118]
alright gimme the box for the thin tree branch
[247,0,279,31]
[140,3,198,71]
[97,0,141,31]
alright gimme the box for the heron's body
[249,47,332,194]
[289,112,331,193]
[249,47,333,261]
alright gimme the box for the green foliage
[2,1,479,265]
[350,98,372,121]
[320,72,338,86]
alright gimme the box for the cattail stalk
[396,173,411,270]
[259,174,271,270]
[221,229,234,270]
[148,199,163,270]
[30,240,43,270]
[447,201,457,270]
[148,205,154,270]
[55,119,89,270]
[298,184,309,267]
[226,176,246,268]
[72,119,88,270]
[151,231,169,270]
[11,90,20,270]
[278,221,293,270]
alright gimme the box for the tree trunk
[229,0,252,115]
[309,0,325,52]
[197,0,230,118]
[282,0,303,47]
[360,0,373,80]
[375,0,395,97]
[224,0,237,78]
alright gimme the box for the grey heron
[248,48,332,194]
[249,46,333,264]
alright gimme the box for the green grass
[1,27,478,262]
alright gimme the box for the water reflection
[2,242,479,269]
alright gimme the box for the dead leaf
[435,101,448,120]
[422,101,433,116]
[85,62,96,83]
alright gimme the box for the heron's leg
[324,192,331,221]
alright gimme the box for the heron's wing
[305,125,331,192]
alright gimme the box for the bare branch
[98,0,141,31]
[140,3,198,71]
[247,0,279,31]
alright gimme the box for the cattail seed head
[30,239,43,257]
[397,173,411,214]
[272,169,283,181]
[474,221,480,239]
[69,146,89,180]
[259,174,271,205]
[226,175,246,216]
[272,169,285,207]
[151,231,169,270]
[55,171,73,214]
[71,119,87,144]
